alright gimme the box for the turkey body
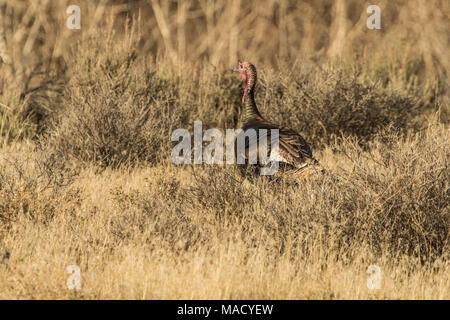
[235,61,320,174]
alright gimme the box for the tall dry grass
[0,121,448,299]
[0,1,448,299]
[1,0,449,145]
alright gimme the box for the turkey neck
[243,88,262,122]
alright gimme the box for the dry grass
[0,122,448,299]
[0,1,449,299]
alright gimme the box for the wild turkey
[235,61,322,176]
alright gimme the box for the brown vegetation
[0,1,448,299]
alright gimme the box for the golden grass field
[0,0,449,299]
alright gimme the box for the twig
[150,0,178,65]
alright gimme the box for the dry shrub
[191,68,243,129]
[258,63,426,148]
[1,1,448,148]
[42,36,187,168]
[0,123,447,299]
[40,31,248,168]
[175,124,449,263]
[42,37,438,169]
[0,1,448,299]
[0,150,78,235]
[183,166,256,218]
[324,124,449,261]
